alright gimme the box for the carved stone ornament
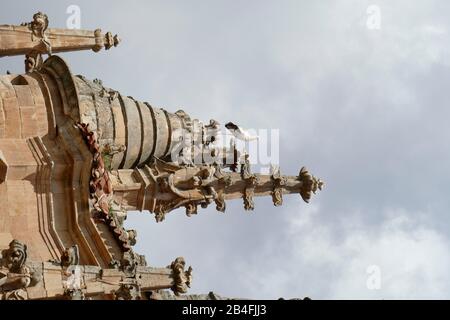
[121,250,147,278]
[169,257,193,296]
[20,12,52,72]
[104,31,121,50]
[243,188,255,211]
[1,289,28,300]
[271,166,287,207]
[25,51,44,73]
[243,173,258,211]
[76,122,136,251]
[185,202,198,217]
[240,153,253,180]
[0,239,27,273]
[298,167,324,203]
[215,192,226,212]
[0,240,41,298]
[28,12,49,41]
[61,245,79,267]
[115,281,141,300]
[93,29,121,52]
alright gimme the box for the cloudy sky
[2,0,450,299]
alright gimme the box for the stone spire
[68,74,324,223]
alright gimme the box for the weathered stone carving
[1,289,28,300]
[77,122,111,201]
[107,200,128,228]
[117,229,137,251]
[0,240,27,273]
[0,267,32,294]
[240,153,253,180]
[76,122,136,251]
[298,167,324,203]
[243,173,258,211]
[61,245,80,267]
[272,187,283,206]
[27,12,50,43]
[243,188,255,211]
[115,281,141,300]
[103,31,121,50]
[106,250,147,278]
[20,12,52,72]
[0,240,41,298]
[271,166,287,207]
[24,52,44,73]
[185,202,198,217]
[215,192,226,212]
[169,257,192,296]
[136,154,323,221]
[144,158,219,221]
[24,12,51,51]
[93,29,121,52]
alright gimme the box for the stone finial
[298,167,324,203]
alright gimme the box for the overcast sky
[2,0,450,299]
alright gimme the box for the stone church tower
[0,12,323,299]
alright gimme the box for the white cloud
[233,202,450,299]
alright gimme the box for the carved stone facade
[0,13,323,299]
